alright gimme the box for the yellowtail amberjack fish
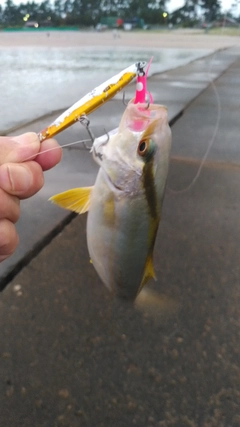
[48,60,172,302]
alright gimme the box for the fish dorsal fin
[49,187,93,214]
[138,253,156,294]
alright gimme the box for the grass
[209,26,240,36]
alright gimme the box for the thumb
[0,133,40,165]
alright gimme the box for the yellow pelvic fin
[49,187,93,214]
[138,254,157,294]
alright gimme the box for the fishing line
[167,23,226,194]
[23,138,92,162]
[168,70,222,194]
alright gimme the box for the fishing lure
[38,63,140,142]
[50,61,172,301]
[134,58,153,105]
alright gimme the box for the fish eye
[138,139,148,156]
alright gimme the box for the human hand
[0,132,62,262]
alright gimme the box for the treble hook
[102,128,110,144]
[144,93,150,110]
[78,114,95,150]
[122,91,129,106]
[91,128,110,160]
[91,127,110,153]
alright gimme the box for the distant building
[24,21,39,28]
[218,17,239,27]
[100,16,123,28]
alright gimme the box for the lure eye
[138,139,148,156]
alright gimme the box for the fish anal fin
[138,254,156,294]
[49,187,93,214]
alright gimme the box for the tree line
[0,0,236,28]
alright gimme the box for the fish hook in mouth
[92,128,118,163]
[92,130,110,161]
[93,146,103,161]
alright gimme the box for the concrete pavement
[0,47,239,426]
[0,46,238,284]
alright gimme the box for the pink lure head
[134,58,153,105]
[132,58,153,131]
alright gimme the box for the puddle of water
[0,46,212,132]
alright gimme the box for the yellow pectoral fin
[138,254,157,294]
[49,187,93,214]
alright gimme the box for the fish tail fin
[49,187,93,214]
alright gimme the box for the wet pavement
[0,47,239,426]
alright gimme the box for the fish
[50,99,172,301]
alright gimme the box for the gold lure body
[38,64,139,141]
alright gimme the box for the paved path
[0,47,239,426]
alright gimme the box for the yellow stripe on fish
[50,100,172,301]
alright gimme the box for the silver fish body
[87,102,172,300]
